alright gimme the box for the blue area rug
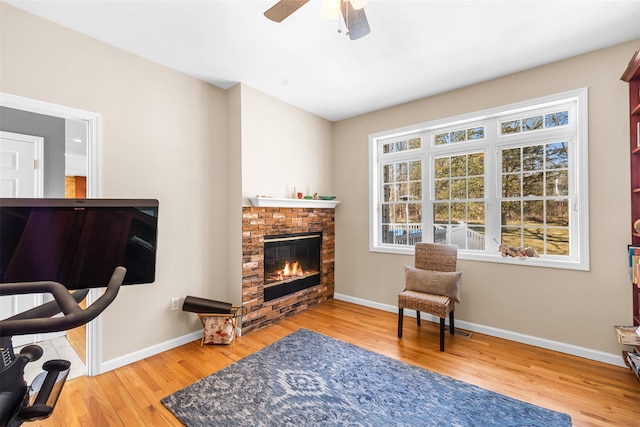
[161,329,571,426]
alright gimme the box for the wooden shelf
[621,48,640,82]
[623,48,640,376]
[247,197,340,209]
[631,355,640,383]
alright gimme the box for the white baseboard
[94,294,626,375]
[334,293,627,368]
[97,330,202,375]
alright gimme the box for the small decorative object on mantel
[495,239,540,259]
[634,218,640,234]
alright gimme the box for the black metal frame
[0,267,126,427]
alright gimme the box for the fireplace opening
[264,232,321,302]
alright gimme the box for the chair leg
[439,317,445,351]
[449,310,455,335]
[416,310,421,326]
[398,308,404,338]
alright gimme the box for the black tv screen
[0,198,159,290]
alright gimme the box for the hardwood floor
[65,300,86,365]
[65,324,86,365]
[28,299,640,426]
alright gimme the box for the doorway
[0,92,102,376]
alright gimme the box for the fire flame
[279,260,304,279]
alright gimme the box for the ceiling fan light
[349,0,369,10]
[321,0,340,20]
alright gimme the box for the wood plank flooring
[28,299,640,426]
[66,299,86,364]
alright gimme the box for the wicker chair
[398,243,460,351]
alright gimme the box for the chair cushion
[404,265,461,303]
[398,291,453,318]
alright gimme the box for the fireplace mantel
[248,197,340,209]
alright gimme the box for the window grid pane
[500,110,569,135]
[499,141,570,255]
[382,136,422,154]
[432,152,486,250]
[434,125,486,146]
[381,159,422,246]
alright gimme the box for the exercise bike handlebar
[0,267,126,338]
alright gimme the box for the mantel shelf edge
[248,197,340,209]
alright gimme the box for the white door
[0,131,45,347]
[0,131,43,198]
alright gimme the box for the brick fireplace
[241,205,335,334]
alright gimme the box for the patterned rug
[161,329,571,427]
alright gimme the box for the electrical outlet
[170,297,180,311]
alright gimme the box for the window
[500,142,570,256]
[381,159,422,246]
[433,151,486,250]
[369,89,589,270]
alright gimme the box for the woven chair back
[414,243,458,272]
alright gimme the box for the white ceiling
[6,0,640,121]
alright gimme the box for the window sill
[369,245,589,271]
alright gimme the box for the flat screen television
[0,198,159,290]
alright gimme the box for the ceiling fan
[264,0,371,41]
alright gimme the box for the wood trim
[65,176,86,198]
[621,47,640,82]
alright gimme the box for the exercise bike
[0,267,126,427]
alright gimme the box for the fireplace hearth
[264,233,321,302]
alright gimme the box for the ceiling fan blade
[264,0,310,23]
[340,0,371,40]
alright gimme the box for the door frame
[0,92,103,376]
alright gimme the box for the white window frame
[369,88,589,271]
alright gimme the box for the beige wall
[333,39,640,356]
[240,84,333,202]
[1,4,230,362]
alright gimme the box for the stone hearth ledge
[248,197,340,209]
